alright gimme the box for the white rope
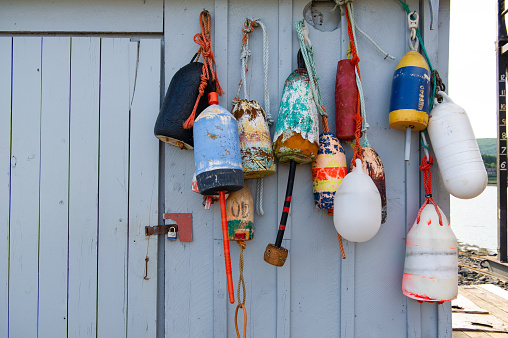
[354,23,396,60]
[420,131,430,162]
[255,20,273,126]
[255,178,264,216]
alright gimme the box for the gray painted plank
[68,36,100,338]
[97,38,130,338]
[164,2,215,337]
[38,36,71,338]
[277,1,292,337]
[0,0,163,33]
[9,36,41,338]
[127,38,161,338]
[0,37,11,338]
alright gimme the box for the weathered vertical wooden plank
[97,38,130,338]
[38,36,71,338]
[164,2,215,337]
[277,1,292,337]
[0,37,11,338]
[9,36,41,338]
[436,5,453,337]
[127,38,161,338]
[68,36,100,338]
[213,0,231,336]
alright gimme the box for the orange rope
[345,5,363,166]
[337,233,346,259]
[183,10,224,129]
[416,155,443,226]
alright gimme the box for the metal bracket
[164,213,193,242]
[145,224,178,236]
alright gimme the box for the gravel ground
[458,242,508,291]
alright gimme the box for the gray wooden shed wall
[0,0,452,337]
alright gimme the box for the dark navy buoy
[194,93,244,195]
[154,60,212,149]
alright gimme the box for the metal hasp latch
[144,213,193,242]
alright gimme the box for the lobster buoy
[194,93,244,195]
[232,99,276,179]
[427,92,487,199]
[333,158,381,242]
[273,68,319,164]
[311,133,347,212]
[402,204,458,303]
[335,59,358,140]
[389,51,431,131]
[193,92,243,304]
[154,60,212,149]
[227,184,254,241]
[350,146,387,224]
[264,51,319,267]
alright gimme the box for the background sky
[449,0,497,139]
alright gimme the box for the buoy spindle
[275,161,296,248]
[219,191,235,304]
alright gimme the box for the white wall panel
[38,36,71,338]
[9,36,41,338]
[0,0,163,33]
[0,37,11,338]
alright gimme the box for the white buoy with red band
[427,91,487,199]
[193,92,243,304]
[402,154,458,303]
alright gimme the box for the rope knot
[419,156,433,171]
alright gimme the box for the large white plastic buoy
[427,91,487,199]
[333,159,381,242]
[402,204,458,303]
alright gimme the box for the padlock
[167,226,177,241]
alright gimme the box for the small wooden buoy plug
[264,243,288,267]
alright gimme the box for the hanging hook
[408,11,419,51]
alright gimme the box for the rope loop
[415,155,443,226]
[183,10,223,129]
[234,240,247,338]
[233,18,273,125]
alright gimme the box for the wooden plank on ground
[459,286,508,325]
[452,294,489,314]
[68,36,100,338]
[0,36,12,338]
[9,36,41,338]
[97,37,130,338]
[462,286,508,315]
[127,38,161,338]
[452,313,508,332]
[38,36,71,338]
[479,284,508,301]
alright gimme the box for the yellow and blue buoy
[389,51,431,131]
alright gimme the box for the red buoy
[335,60,358,140]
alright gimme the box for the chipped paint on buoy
[226,184,254,241]
[232,99,276,179]
[273,69,319,164]
[350,146,387,224]
[312,133,347,210]
[193,104,244,195]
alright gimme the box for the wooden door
[0,36,161,338]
